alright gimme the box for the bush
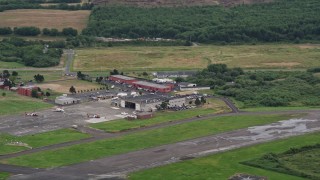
[14,26,41,36]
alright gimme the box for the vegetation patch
[0,172,9,180]
[129,132,320,180]
[0,90,52,116]
[242,144,320,180]
[1,114,302,168]
[90,99,230,133]
[0,129,91,155]
[73,44,320,71]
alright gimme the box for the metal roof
[133,81,169,89]
[111,75,136,81]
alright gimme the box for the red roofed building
[109,75,137,85]
[133,81,172,93]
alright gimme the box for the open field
[0,129,90,155]
[129,132,320,180]
[0,9,90,31]
[0,62,25,69]
[0,90,52,116]
[37,79,103,93]
[15,71,65,83]
[0,113,302,168]
[243,144,320,179]
[90,98,230,132]
[73,44,320,71]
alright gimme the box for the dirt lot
[0,9,90,31]
[38,79,104,94]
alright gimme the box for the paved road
[64,49,76,76]
[7,110,320,180]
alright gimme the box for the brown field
[0,9,90,31]
[38,79,103,93]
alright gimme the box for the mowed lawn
[0,113,302,168]
[129,132,320,180]
[0,129,91,155]
[0,9,90,31]
[0,90,52,116]
[37,79,104,93]
[90,98,230,132]
[73,44,320,71]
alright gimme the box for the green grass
[0,129,91,155]
[15,70,65,83]
[129,132,320,180]
[242,106,320,112]
[74,44,320,71]
[91,98,230,132]
[0,61,25,69]
[0,90,53,116]
[0,172,9,180]
[1,113,302,168]
[243,144,320,180]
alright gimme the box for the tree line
[0,27,78,36]
[83,0,320,43]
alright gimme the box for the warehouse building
[17,86,39,97]
[133,81,172,93]
[119,94,186,112]
[55,96,80,105]
[108,75,137,85]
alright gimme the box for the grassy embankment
[90,98,230,132]
[0,90,52,116]
[243,144,320,179]
[0,129,91,155]
[0,113,303,168]
[73,44,320,72]
[129,132,320,180]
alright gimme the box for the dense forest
[84,0,320,43]
[186,64,320,107]
[0,38,63,67]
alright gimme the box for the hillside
[93,0,272,7]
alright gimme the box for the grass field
[0,90,52,116]
[0,9,90,31]
[0,129,91,155]
[90,98,230,132]
[243,144,320,179]
[14,71,65,83]
[129,132,320,180]
[0,172,9,180]
[73,44,320,71]
[37,79,103,93]
[0,62,25,69]
[0,113,302,168]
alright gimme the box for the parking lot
[0,100,134,136]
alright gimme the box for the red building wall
[17,86,38,97]
[132,83,172,93]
